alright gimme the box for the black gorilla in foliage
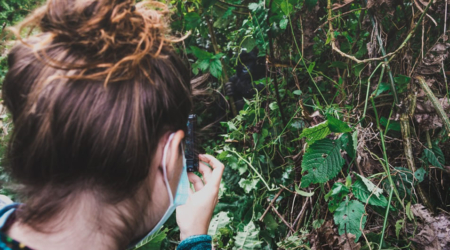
[225,47,267,112]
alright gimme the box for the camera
[185,114,199,172]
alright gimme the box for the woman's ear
[164,130,185,193]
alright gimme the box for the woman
[0,0,223,249]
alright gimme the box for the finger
[198,162,213,185]
[199,154,224,188]
[188,172,204,191]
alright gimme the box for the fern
[300,138,345,188]
[233,222,262,250]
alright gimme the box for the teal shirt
[0,204,212,250]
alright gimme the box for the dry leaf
[411,204,450,250]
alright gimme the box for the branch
[327,0,434,64]
[415,76,450,136]
[218,0,248,8]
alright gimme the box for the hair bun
[11,0,177,83]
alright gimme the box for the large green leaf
[209,59,223,78]
[327,115,352,133]
[208,212,232,236]
[184,12,202,30]
[190,46,213,60]
[334,198,367,242]
[325,182,349,212]
[300,138,345,188]
[352,179,388,207]
[233,222,263,250]
[299,121,330,145]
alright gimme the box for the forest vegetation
[1,0,450,249]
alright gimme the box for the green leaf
[414,167,426,183]
[356,174,383,198]
[263,213,279,234]
[329,61,348,69]
[327,115,352,133]
[313,219,325,229]
[334,198,367,242]
[293,90,302,95]
[190,46,213,60]
[424,148,444,169]
[248,2,260,11]
[432,145,445,165]
[406,201,413,221]
[325,182,349,212]
[280,2,293,15]
[233,222,263,249]
[352,179,388,207]
[380,117,401,132]
[279,18,289,30]
[239,178,259,193]
[197,60,210,71]
[133,228,168,250]
[305,0,318,10]
[299,121,331,145]
[373,82,391,98]
[269,102,279,110]
[395,219,404,239]
[301,138,345,188]
[202,0,219,9]
[208,212,232,236]
[184,12,202,30]
[294,184,314,197]
[394,74,411,84]
[209,59,223,78]
[307,62,316,73]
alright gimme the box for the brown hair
[2,0,192,246]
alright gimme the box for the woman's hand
[176,154,224,240]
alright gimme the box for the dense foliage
[2,0,450,249]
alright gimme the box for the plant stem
[371,98,403,207]
[230,150,278,191]
[267,0,288,128]
[379,188,394,249]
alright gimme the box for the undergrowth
[2,0,450,249]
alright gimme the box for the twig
[270,203,296,233]
[231,150,278,191]
[260,188,284,221]
[214,3,248,15]
[292,197,310,230]
[217,0,248,8]
[315,8,366,32]
[414,0,438,26]
[327,0,434,64]
[415,76,450,136]
[332,0,355,10]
